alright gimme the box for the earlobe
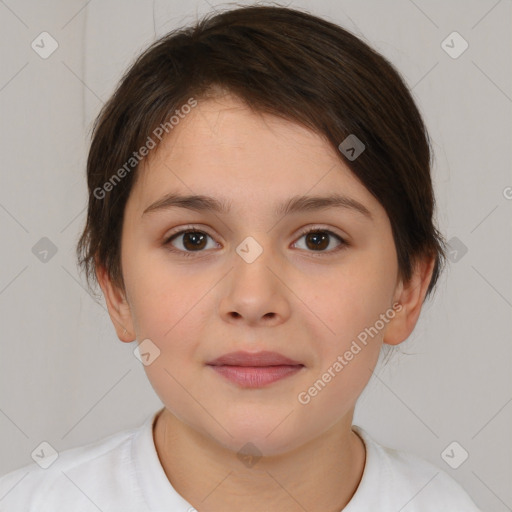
[383,255,436,346]
[95,263,136,343]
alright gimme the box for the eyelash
[163,225,349,258]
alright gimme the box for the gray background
[0,1,510,510]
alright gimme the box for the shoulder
[0,423,142,511]
[349,425,482,511]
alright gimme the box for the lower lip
[208,365,303,388]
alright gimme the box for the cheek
[124,245,209,336]
[296,267,390,418]
[301,252,396,409]
[314,258,395,344]
[132,289,196,337]
[125,255,214,409]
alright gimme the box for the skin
[97,92,435,512]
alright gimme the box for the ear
[383,254,436,346]
[95,263,136,343]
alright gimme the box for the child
[0,5,482,511]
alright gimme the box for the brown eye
[305,231,330,251]
[183,231,207,250]
[293,229,347,253]
[166,230,216,253]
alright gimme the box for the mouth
[206,351,304,388]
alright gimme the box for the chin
[199,413,310,458]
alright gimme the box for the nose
[218,244,291,328]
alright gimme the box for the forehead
[129,94,384,221]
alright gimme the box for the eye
[292,227,348,254]
[164,228,219,256]
[163,225,348,258]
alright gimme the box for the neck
[153,408,366,512]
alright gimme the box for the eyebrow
[142,192,373,220]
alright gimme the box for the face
[105,93,416,456]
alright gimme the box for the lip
[206,351,304,388]
[207,350,303,367]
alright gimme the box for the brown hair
[76,4,446,301]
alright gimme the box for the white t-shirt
[0,408,481,511]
